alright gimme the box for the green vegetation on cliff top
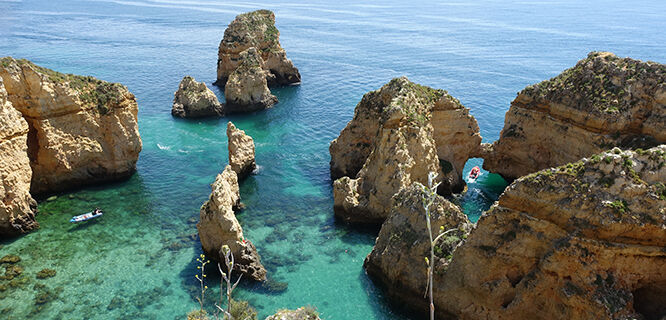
[521,51,666,113]
[0,57,127,115]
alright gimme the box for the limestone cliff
[224,48,278,113]
[436,146,666,319]
[331,77,481,224]
[364,183,472,315]
[172,76,223,118]
[197,165,266,281]
[227,122,256,179]
[0,78,37,236]
[484,52,666,180]
[330,77,481,193]
[216,9,300,86]
[333,124,442,224]
[0,57,142,195]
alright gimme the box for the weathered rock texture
[227,122,256,179]
[484,52,666,180]
[331,77,481,224]
[264,307,321,320]
[224,48,278,113]
[0,57,142,195]
[171,76,223,118]
[216,9,300,86]
[364,183,472,316]
[197,165,266,281]
[0,78,38,236]
[436,146,666,319]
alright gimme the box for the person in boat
[93,208,101,216]
[469,166,480,179]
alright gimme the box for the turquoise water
[1,0,665,319]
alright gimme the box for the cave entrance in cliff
[458,158,508,223]
[633,282,666,320]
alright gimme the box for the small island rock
[216,9,300,86]
[172,76,223,118]
[224,48,278,113]
[227,122,256,179]
[265,307,321,320]
[197,165,266,281]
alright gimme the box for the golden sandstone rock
[224,48,278,113]
[0,57,142,195]
[484,52,666,180]
[330,77,481,224]
[216,10,300,86]
[227,122,256,179]
[197,165,266,281]
[0,77,37,236]
[172,76,223,118]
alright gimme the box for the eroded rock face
[227,122,256,179]
[172,76,223,118]
[0,78,37,236]
[333,124,442,224]
[364,183,472,316]
[330,77,481,193]
[0,57,142,195]
[438,146,666,319]
[197,165,266,281]
[216,9,300,86]
[224,48,278,113]
[484,52,666,180]
[331,77,481,224]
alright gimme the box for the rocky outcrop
[484,52,666,180]
[0,78,38,236]
[434,146,666,319]
[197,165,266,281]
[224,48,278,113]
[331,77,481,224]
[227,122,256,179]
[265,307,321,320]
[171,76,223,118]
[364,183,472,316]
[216,9,300,86]
[0,57,142,195]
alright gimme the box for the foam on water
[0,0,664,319]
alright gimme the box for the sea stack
[171,76,223,118]
[330,77,482,224]
[0,77,38,236]
[227,122,256,179]
[224,48,278,113]
[483,52,666,180]
[197,165,266,281]
[216,9,300,86]
[0,57,142,196]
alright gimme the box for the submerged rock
[436,146,666,319]
[364,183,472,316]
[227,122,256,179]
[35,268,56,279]
[265,307,321,320]
[172,76,223,118]
[197,165,266,281]
[224,48,278,113]
[0,57,142,195]
[216,9,300,86]
[331,77,481,224]
[0,78,37,236]
[484,52,666,180]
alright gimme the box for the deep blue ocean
[0,0,664,319]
